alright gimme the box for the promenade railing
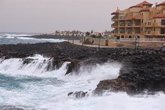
[81,36,165,48]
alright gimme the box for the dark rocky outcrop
[95,53,165,95]
[68,91,88,98]
[0,42,164,94]
[22,58,34,65]
[65,58,108,75]
[66,60,80,75]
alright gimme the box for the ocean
[0,33,66,45]
[0,34,164,110]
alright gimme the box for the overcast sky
[0,0,163,33]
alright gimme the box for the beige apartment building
[111,1,165,38]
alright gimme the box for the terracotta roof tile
[130,1,152,9]
[139,1,153,6]
[157,1,165,6]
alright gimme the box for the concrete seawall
[82,37,165,48]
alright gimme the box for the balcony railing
[127,31,132,34]
[119,30,125,33]
[119,23,125,26]
[112,31,118,34]
[118,16,125,20]
[127,23,133,26]
[111,23,118,27]
[154,22,165,27]
[134,23,141,26]
[135,31,141,34]
[145,22,165,27]
[145,31,156,35]
[112,16,118,21]
[145,22,155,27]
[111,29,118,33]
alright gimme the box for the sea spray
[0,55,164,110]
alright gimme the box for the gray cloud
[0,0,163,33]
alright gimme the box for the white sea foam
[0,55,68,78]
[0,34,66,44]
[17,37,66,43]
[0,55,164,110]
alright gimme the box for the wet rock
[0,42,164,94]
[65,58,109,75]
[94,53,165,95]
[68,91,88,98]
[160,45,165,52]
[46,59,64,71]
[94,78,135,94]
[68,92,74,96]
[52,59,64,69]
[65,60,80,75]
[22,58,33,65]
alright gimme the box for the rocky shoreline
[0,42,165,95]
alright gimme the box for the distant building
[54,30,85,37]
[102,31,111,37]
[111,1,165,38]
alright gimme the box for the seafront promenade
[69,37,165,49]
[22,34,165,49]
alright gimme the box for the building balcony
[112,16,118,21]
[119,30,125,33]
[145,25,153,28]
[111,29,118,34]
[119,23,125,26]
[133,23,141,27]
[124,23,141,27]
[124,30,133,34]
[125,23,133,27]
[145,22,156,27]
[153,31,165,36]
[145,31,157,35]
[112,19,118,21]
[135,31,141,34]
[144,22,165,28]
[127,32,132,34]
[154,22,165,27]
[154,31,160,35]
[118,18,126,21]
[111,23,118,28]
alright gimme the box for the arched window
[137,36,140,38]
[129,36,132,38]
[117,36,120,39]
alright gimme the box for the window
[161,20,165,25]
[161,28,165,34]
[129,36,132,38]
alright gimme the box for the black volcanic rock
[66,60,80,75]
[94,53,165,94]
[68,91,88,98]
[22,58,34,65]
[0,42,165,94]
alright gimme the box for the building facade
[111,1,165,38]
